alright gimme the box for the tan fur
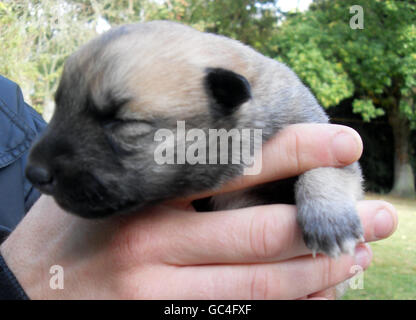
[65,21,304,122]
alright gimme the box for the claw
[341,238,357,257]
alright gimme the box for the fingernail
[354,245,371,268]
[374,209,395,239]
[332,132,359,164]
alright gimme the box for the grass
[343,193,416,300]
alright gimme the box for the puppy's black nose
[26,165,54,193]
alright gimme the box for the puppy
[26,21,364,260]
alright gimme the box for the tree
[0,0,150,119]
[0,0,98,117]
[0,1,38,108]
[1,0,279,118]
[269,0,416,197]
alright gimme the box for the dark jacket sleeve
[0,75,47,299]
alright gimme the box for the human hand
[0,124,398,299]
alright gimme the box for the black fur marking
[248,177,297,205]
[204,68,251,116]
[192,197,214,212]
[85,93,131,122]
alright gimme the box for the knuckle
[318,255,352,289]
[293,130,303,173]
[280,129,303,174]
[248,207,290,260]
[249,266,271,299]
[248,208,271,259]
[321,257,334,288]
[268,129,301,176]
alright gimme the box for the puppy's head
[26,21,257,218]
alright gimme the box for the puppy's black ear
[204,68,251,115]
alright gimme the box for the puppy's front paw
[296,200,364,258]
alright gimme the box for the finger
[182,123,362,202]
[155,204,304,265]
[357,200,398,241]
[305,287,337,300]
[154,200,394,266]
[158,243,372,300]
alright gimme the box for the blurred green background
[0,0,415,299]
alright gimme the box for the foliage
[148,0,279,52]
[0,0,151,115]
[0,0,279,114]
[1,1,97,113]
[270,0,416,195]
[269,0,416,125]
[353,99,385,122]
[0,1,37,108]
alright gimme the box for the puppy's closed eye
[104,119,153,154]
[101,118,126,130]
[103,118,152,134]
